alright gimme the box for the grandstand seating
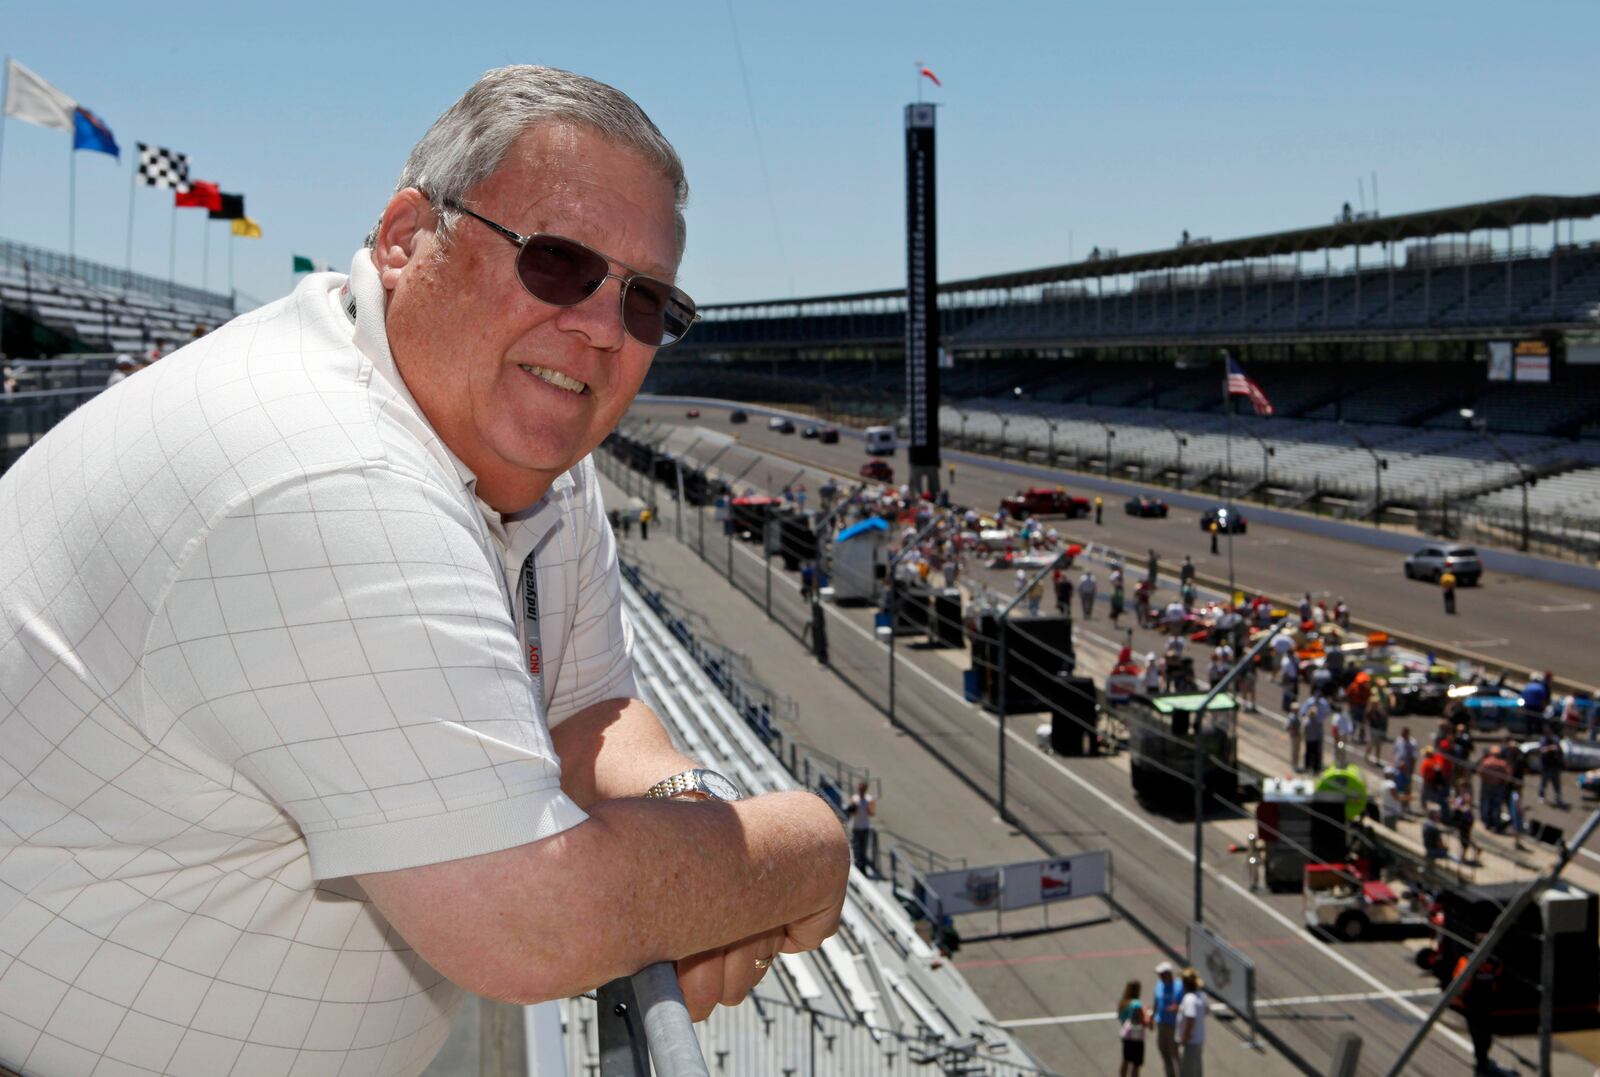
[0,238,237,356]
[687,244,1600,357]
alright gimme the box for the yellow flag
[231,216,262,239]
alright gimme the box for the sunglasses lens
[517,236,608,306]
[624,279,697,347]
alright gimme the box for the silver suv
[1404,544,1482,585]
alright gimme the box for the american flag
[1224,354,1273,416]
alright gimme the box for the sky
[1,1,1597,311]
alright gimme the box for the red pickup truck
[999,487,1091,519]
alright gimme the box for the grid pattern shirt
[0,251,634,1076]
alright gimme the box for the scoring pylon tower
[903,102,941,495]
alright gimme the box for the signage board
[1187,922,1255,1023]
[923,851,1111,917]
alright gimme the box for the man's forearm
[552,696,698,807]
[360,789,849,1004]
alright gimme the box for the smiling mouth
[519,364,588,395]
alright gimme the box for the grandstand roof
[707,192,1600,311]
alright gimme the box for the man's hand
[673,797,849,1021]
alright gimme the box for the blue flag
[71,106,119,158]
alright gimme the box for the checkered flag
[136,142,190,192]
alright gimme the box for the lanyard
[515,550,543,702]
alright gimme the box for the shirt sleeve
[140,464,588,880]
[545,459,639,726]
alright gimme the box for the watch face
[700,770,741,801]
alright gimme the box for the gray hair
[366,65,687,255]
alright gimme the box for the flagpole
[227,230,234,298]
[124,160,136,285]
[0,58,10,229]
[1225,361,1236,599]
[68,147,76,260]
[168,201,176,289]
[201,218,209,291]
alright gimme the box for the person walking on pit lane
[1300,692,1329,773]
[1151,962,1185,1077]
[1079,570,1098,619]
[1110,580,1126,627]
[1440,567,1457,614]
[1095,494,1105,525]
[1208,519,1219,555]
[1176,967,1209,1077]
[1117,979,1149,1077]
[1179,556,1195,587]
[1538,728,1567,807]
[1147,547,1160,585]
[1055,568,1072,615]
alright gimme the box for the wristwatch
[643,768,742,802]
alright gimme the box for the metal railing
[567,988,1058,1077]
[0,237,235,311]
[594,965,710,1077]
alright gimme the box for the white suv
[1404,544,1483,585]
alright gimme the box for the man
[1208,519,1219,555]
[1539,728,1566,807]
[1392,726,1419,810]
[1078,570,1097,618]
[1440,568,1457,614]
[1151,961,1185,1077]
[1478,745,1512,832]
[1330,705,1353,766]
[1093,494,1104,525]
[1179,555,1195,586]
[0,67,848,1077]
[1176,967,1208,1076]
[1300,692,1329,773]
[1455,939,1504,1075]
[846,782,878,876]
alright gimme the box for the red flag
[919,66,942,87]
[175,181,222,211]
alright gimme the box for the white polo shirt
[0,250,634,1076]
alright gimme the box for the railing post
[596,977,651,1076]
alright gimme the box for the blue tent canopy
[836,517,890,542]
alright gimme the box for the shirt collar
[337,249,574,511]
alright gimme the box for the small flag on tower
[137,143,189,191]
[919,65,942,87]
[1224,353,1274,417]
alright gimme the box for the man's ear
[374,188,437,291]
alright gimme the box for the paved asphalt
[629,401,1599,689]
[607,407,1600,1076]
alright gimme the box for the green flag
[292,255,315,273]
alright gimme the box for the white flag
[4,59,76,132]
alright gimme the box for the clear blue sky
[2,1,1597,310]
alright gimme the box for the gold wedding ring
[754,957,772,970]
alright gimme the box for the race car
[999,487,1091,519]
[819,426,840,443]
[860,459,894,482]
[1125,495,1169,518]
[1199,506,1247,534]
[800,425,820,439]
[685,408,700,418]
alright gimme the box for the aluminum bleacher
[0,238,237,355]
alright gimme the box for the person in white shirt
[0,66,847,1077]
[1331,707,1354,766]
[846,782,878,876]
[1177,967,1209,1076]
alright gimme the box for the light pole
[1243,432,1275,497]
[1160,423,1188,488]
[1094,421,1117,477]
[1340,420,1388,527]
[1461,408,1533,551]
